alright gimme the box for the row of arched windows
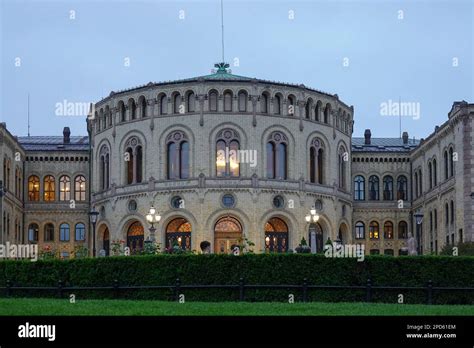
[27,222,86,242]
[355,221,408,239]
[95,91,351,132]
[98,131,347,188]
[28,175,86,202]
[353,175,407,201]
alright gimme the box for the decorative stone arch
[261,125,295,180]
[259,209,298,251]
[272,92,284,115]
[306,132,330,185]
[156,209,199,250]
[259,90,271,113]
[184,89,197,113]
[305,97,313,119]
[337,221,350,244]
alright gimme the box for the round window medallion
[128,200,137,212]
[273,195,285,209]
[222,194,236,208]
[171,196,183,209]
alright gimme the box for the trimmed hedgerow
[0,254,473,304]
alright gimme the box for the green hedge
[1,254,473,304]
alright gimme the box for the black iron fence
[1,278,474,305]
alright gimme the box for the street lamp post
[146,205,161,242]
[414,211,424,255]
[305,207,320,253]
[89,207,99,257]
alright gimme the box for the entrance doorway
[127,221,144,254]
[309,223,324,253]
[214,216,242,254]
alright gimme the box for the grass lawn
[0,298,473,316]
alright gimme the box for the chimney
[63,127,71,144]
[402,131,408,144]
[364,129,371,145]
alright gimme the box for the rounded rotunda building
[89,63,354,254]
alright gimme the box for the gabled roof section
[352,137,420,153]
[17,136,89,151]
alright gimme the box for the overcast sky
[1,0,473,139]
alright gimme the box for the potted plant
[295,237,311,253]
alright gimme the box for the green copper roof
[196,62,254,81]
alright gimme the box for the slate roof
[17,136,89,151]
[352,137,420,153]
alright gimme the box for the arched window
[315,101,321,121]
[449,147,454,177]
[216,129,240,177]
[99,145,110,190]
[59,175,71,201]
[432,158,437,186]
[324,103,331,124]
[418,169,423,194]
[159,94,167,115]
[129,99,136,120]
[368,175,379,200]
[166,218,192,250]
[44,223,54,242]
[355,221,365,239]
[267,132,287,179]
[445,203,449,226]
[354,175,365,200]
[28,175,40,201]
[95,111,100,132]
[238,91,247,112]
[450,200,454,225]
[384,221,393,239]
[264,217,289,253]
[28,223,39,242]
[124,137,143,184]
[75,175,86,201]
[287,95,295,116]
[338,147,347,189]
[43,175,55,201]
[127,221,144,254]
[309,138,324,184]
[369,221,379,239]
[75,223,86,241]
[274,94,281,115]
[209,90,218,112]
[383,176,393,200]
[139,96,147,118]
[118,101,126,122]
[223,91,232,111]
[187,92,195,112]
[398,221,408,239]
[261,93,269,113]
[444,150,448,180]
[397,175,407,200]
[305,99,312,119]
[414,172,419,197]
[106,106,112,126]
[59,223,70,241]
[173,93,181,114]
[167,131,189,179]
[428,161,433,189]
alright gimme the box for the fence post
[175,278,181,302]
[302,278,308,303]
[6,279,11,297]
[427,280,433,305]
[239,278,245,302]
[57,280,63,299]
[366,278,372,302]
[113,279,119,298]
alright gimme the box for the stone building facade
[0,65,473,256]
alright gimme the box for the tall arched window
[129,99,136,120]
[315,101,321,121]
[383,176,393,200]
[167,131,189,179]
[432,158,437,186]
[368,175,379,200]
[309,138,324,184]
[398,221,408,239]
[159,94,167,115]
[187,92,195,112]
[305,99,312,119]
[28,175,40,201]
[118,101,126,122]
[139,96,147,118]
[428,161,433,189]
[75,223,86,241]
[60,223,70,241]
[369,221,379,239]
[216,129,240,177]
[75,175,86,201]
[355,221,365,239]
[354,175,365,200]
[414,172,419,197]
[397,175,407,200]
[287,95,295,116]
[100,108,106,129]
[223,91,232,111]
[99,145,110,190]
[274,94,281,115]
[59,175,71,201]
[338,146,347,189]
[173,93,181,114]
[384,221,393,239]
[444,150,448,180]
[324,103,331,124]
[449,147,454,177]
[238,91,247,112]
[209,90,218,112]
[106,106,112,126]
[44,223,54,242]
[124,137,143,184]
[43,175,55,201]
[28,223,39,242]
[450,200,454,225]
[445,203,449,226]
[261,93,269,113]
[266,132,287,179]
[418,169,423,194]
